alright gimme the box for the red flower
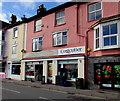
[97,75,101,79]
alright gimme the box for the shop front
[6,61,21,80]
[88,56,120,89]
[25,61,43,81]
[23,46,85,86]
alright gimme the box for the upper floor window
[94,21,119,50]
[53,30,67,46]
[88,2,102,21]
[12,41,17,55]
[55,11,65,25]
[103,23,118,46]
[32,36,43,51]
[13,27,18,38]
[95,27,100,49]
[35,19,42,32]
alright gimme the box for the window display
[25,65,35,78]
[95,63,120,88]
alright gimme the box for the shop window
[55,10,65,25]
[13,27,18,38]
[58,64,78,81]
[11,65,20,75]
[32,36,43,51]
[25,65,35,79]
[35,19,42,32]
[53,30,67,46]
[94,63,120,88]
[88,2,102,21]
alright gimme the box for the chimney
[21,15,27,21]
[37,4,46,15]
[10,14,17,24]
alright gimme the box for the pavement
[2,79,120,100]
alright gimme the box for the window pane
[96,3,101,10]
[104,37,110,46]
[96,28,99,38]
[96,10,102,19]
[12,46,17,54]
[110,23,117,34]
[103,25,109,36]
[89,12,95,21]
[36,20,42,26]
[111,36,117,45]
[53,34,57,46]
[57,33,61,45]
[96,39,99,49]
[38,37,42,50]
[88,4,95,12]
[62,35,67,45]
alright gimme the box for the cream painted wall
[7,24,25,61]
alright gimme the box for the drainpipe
[84,29,91,88]
[76,4,79,35]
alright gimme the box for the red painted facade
[26,1,120,57]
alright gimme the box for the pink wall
[26,1,120,57]
[26,5,84,53]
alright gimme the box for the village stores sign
[58,46,85,55]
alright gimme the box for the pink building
[23,1,120,89]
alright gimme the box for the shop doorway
[35,65,43,81]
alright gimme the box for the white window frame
[32,36,43,51]
[53,30,67,46]
[35,19,42,32]
[12,41,17,58]
[94,20,120,51]
[56,10,65,25]
[88,2,102,21]
[13,27,18,38]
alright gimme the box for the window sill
[94,45,119,51]
[88,17,102,23]
[53,44,67,47]
[12,37,18,39]
[54,23,66,27]
[34,30,42,33]
[32,50,42,52]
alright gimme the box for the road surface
[1,82,106,101]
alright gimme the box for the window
[0,31,4,56]
[103,23,117,46]
[12,64,20,75]
[13,27,18,38]
[95,28,100,49]
[56,11,65,25]
[12,42,17,54]
[88,2,102,21]
[94,22,119,51]
[53,30,67,46]
[32,36,43,51]
[35,19,42,32]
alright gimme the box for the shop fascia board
[21,56,84,62]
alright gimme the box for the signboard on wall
[58,46,85,55]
